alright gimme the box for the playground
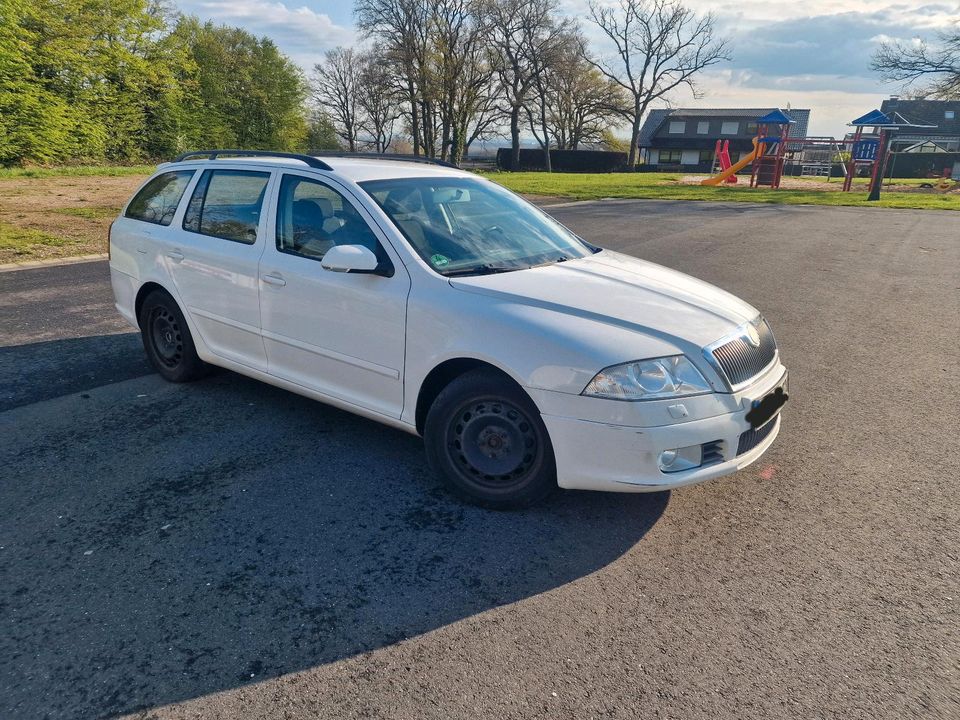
[696,107,960,197]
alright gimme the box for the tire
[424,368,557,509]
[138,289,208,383]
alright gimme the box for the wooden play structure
[701,108,940,200]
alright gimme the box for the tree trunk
[510,105,521,169]
[628,115,641,167]
[407,76,420,156]
[540,105,551,172]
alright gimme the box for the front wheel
[424,369,557,509]
[138,289,208,383]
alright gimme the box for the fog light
[658,444,703,473]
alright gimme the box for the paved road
[2,200,958,719]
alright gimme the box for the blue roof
[850,109,891,126]
[756,109,795,124]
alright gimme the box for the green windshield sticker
[431,254,450,267]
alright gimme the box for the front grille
[736,417,778,456]
[709,319,777,387]
[701,439,725,466]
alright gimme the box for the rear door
[162,167,273,371]
[258,172,410,418]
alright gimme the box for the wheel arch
[414,357,530,436]
[134,281,172,327]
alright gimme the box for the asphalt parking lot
[2,199,958,719]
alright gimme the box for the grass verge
[0,164,155,180]
[0,223,73,257]
[483,172,960,211]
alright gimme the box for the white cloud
[183,0,356,67]
[178,0,959,137]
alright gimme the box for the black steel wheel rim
[149,306,183,369]
[447,398,539,489]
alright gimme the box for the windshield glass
[359,177,596,276]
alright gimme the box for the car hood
[448,250,758,348]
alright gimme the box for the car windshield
[359,177,596,276]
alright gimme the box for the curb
[0,253,108,273]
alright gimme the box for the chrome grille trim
[704,317,778,391]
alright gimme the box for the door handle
[166,250,184,263]
[261,273,286,287]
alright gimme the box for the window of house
[668,121,686,134]
[182,169,270,244]
[745,122,758,135]
[125,171,194,226]
[946,110,955,120]
[658,149,683,164]
[699,150,714,165]
[721,121,739,135]
[697,121,709,134]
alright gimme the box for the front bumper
[535,365,787,493]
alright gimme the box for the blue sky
[178,0,959,138]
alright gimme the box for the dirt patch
[0,174,148,263]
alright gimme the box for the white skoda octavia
[110,151,788,508]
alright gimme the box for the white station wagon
[110,150,788,508]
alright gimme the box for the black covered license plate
[745,376,789,430]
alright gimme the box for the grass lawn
[484,171,960,211]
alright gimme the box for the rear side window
[182,169,270,244]
[125,171,194,226]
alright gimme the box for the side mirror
[321,244,380,273]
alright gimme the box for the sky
[178,0,960,138]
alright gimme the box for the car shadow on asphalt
[1,345,669,719]
[0,331,151,412]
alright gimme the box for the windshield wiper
[443,263,524,277]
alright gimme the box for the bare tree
[431,0,495,164]
[546,37,627,149]
[872,27,960,98]
[524,26,580,171]
[358,49,403,152]
[586,0,730,166]
[312,47,363,151]
[484,0,567,169]
[355,0,431,155]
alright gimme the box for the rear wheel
[139,289,208,382]
[424,369,556,509]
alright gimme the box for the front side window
[668,121,685,134]
[721,121,739,135]
[276,174,383,262]
[182,169,270,244]
[360,177,594,276]
[125,171,194,226]
[697,121,709,134]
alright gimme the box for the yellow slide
[701,138,762,186]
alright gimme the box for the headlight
[582,355,711,400]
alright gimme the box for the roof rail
[172,149,333,171]
[311,151,459,169]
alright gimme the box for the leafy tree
[305,112,342,150]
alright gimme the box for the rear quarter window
[125,171,195,226]
[182,169,271,244]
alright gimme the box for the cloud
[180,0,356,67]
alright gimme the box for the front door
[258,172,410,419]
[163,167,273,371]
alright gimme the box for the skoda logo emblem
[745,325,761,348]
